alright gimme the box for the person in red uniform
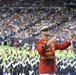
[36,26,72,75]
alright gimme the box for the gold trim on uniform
[40,56,56,59]
[46,52,53,54]
[46,48,50,51]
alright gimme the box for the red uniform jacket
[36,39,71,74]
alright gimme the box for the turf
[0,46,15,51]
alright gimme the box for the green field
[0,46,15,50]
[0,45,24,51]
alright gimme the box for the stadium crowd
[0,6,76,51]
[0,0,76,40]
[0,7,76,40]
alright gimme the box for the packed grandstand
[0,0,76,75]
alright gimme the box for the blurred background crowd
[0,0,76,75]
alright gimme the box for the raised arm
[55,40,71,50]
